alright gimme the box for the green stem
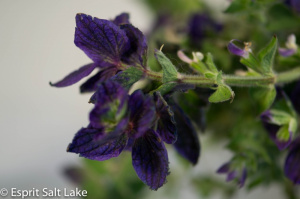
[144,66,300,87]
[276,67,300,84]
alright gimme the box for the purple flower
[68,80,171,190]
[278,34,298,57]
[50,13,147,93]
[188,13,223,47]
[171,103,201,165]
[284,136,300,184]
[286,0,300,13]
[217,162,247,188]
[291,80,300,114]
[260,110,293,150]
[153,92,177,144]
[228,39,252,58]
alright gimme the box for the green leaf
[208,84,234,103]
[224,0,252,13]
[240,53,262,74]
[155,49,178,83]
[113,67,143,89]
[204,53,218,73]
[258,36,278,74]
[249,86,276,113]
[289,118,298,134]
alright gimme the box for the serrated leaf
[258,36,278,74]
[208,84,234,103]
[155,50,178,83]
[112,67,144,89]
[204,53,218,73]
[240,53,262,74]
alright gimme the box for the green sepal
[289,118,298,134]
[249,86,276,113]
[208,84,234,103]
[204,72,216,79]
[155,49,178,83]
[258,36,278,74]
[268,109,292,125]
[113,67,144,89]
[149,82,177,96]
[204,53,218,73]
[276,125,290,142]
[240,53,261,74]
[190,62,208,74]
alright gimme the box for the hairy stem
[144,66,300,87]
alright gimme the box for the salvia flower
[286,0,300,13]
[227,39,252,58]
[217,162,247,188]
[68,80,173,190]
[50,13,147,93]
[260,110,293,150]
[177,50,204,64]
[284,136,300,184]
[278,34,298,57]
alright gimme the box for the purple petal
[217,162,230,174]
[89,81,129,129]
[154,92,177,144]
[226,171,237,182]
[261,121,292,150]
[67,127,128,161]
[284,137,300,184]
[112,13,130,26]
[291,80,300,114]
[128,90,156,138]
[188,14,223,47]
[132,129,169,190]
[291,0,300,13]
[120,24,148,67]
[75,14,130,66]
[172,104,200,165]
[238,168,247,188]
[50,63,96,87]
[260,110,272,123]
[228,40,247,57]
[80,67,118,93]
[278,48,297,57]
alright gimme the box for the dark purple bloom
[171,103,200,165]
[228,39,251,58]
[68,80,171,190]
[50,13,147,93]
[132,129,169,190]
[217,162,247,188]
[284,136,300,184]
[188,13,223,47]
[153,92,177,144]
[278,34,298,57]
[291,80,300,114]
[260,110,293,150]
[286,0,300,13]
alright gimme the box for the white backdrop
[0,1,286,199]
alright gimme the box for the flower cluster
[52,13,200,190]
[52,11,300,192]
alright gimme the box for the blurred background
[0,0,297,198]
